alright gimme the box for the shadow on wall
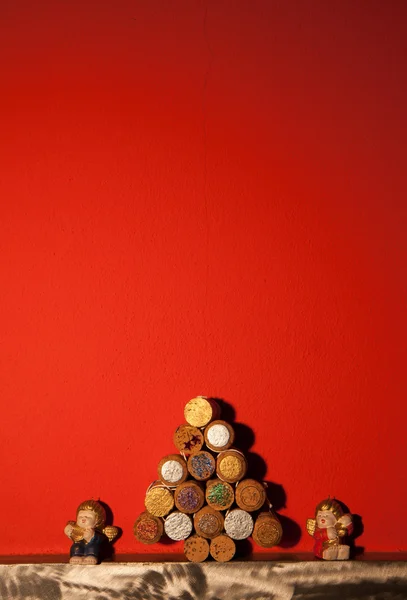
[336,499,365,558]
[215,398,302,552]
[98,500,122,562]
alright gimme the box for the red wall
[1,0,406,556]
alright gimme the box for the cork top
[209,534,236,562]
[184,397,220,428]
[187,451,216,481]
[205,479,235,511]
[173,424,204,456]
[194,506,224,539]
[216,449,247,483]
[235,478,267,512]
[133,512,163,545]
[174,481,205,514]
[204,420,234,452]
[158,454,188,486]
[144,484,174,517]
[253,512,283,548]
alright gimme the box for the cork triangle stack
[133,396,282,562]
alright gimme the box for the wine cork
[174,481,205,514]
[209,534,236,562]
[204,420,234,452]
[133,512,164,545]
[252,511,283,548]
[184,396,221,428]
[224,509,254,540]
[144,482,174,517]
[216,449,248,483]
[184,534,210,562]
[163,511,193,541]
[205,479,235,511]
[235,478,267,512]
[194,506,224,539]
[158,454,188,486]
[187,451,216,481]
[173,425,204,456]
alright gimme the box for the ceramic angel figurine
[64,499,119,564]
[306,497,353,560]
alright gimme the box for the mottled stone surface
[1,559,407,599]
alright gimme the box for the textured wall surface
[1,0,406,555]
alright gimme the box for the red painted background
[1,0,407,556]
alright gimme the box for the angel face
[77,509,97,529]
[316,510,336,529]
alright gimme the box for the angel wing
[103,525,119,543]
[306,518,316,537]
[336,513,352,537]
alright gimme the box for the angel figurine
[306,497,353,560]
[64,499,119,564]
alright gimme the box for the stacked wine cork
[134,396,282,562]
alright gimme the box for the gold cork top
[216,450,247,483]
[145,485,174,517]
[219,456,241,479]
[184,397,219,428]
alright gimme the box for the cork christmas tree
[133,396,282,562]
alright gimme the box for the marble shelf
[1,554,407,599]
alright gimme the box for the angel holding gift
[64,499,119,564]
[306,497,353,560]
